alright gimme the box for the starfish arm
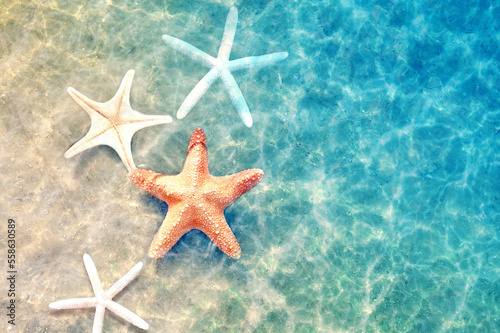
[49,297,98,309]
[148,205,191,259]
[66,127,136,171]
[67,87,108,118]
[177,67,219,120]
[106,300,149,330]
[105,262,143,299]
[217,6,238,61]
[113,115,173,172]
[64,123,112,159]
[219,71,252,127]
[213,169,264,206]
[92,304,106,333]
[83,254,104,297]
[182,127,210,178]
[100,129,137,171]
[129,169,181,203]
[228,52,289,71]
[113,114,173,172]
[162,35,216,68]
[110,69,134,113]
[121,113,173,129]
[199,210,242,259]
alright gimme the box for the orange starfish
[129,128,264,259]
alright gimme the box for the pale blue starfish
[49,254,148,332]
[162,6,288,127]
[65,69,172,171]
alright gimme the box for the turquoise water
[1,0,499,332]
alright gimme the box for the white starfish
[49,254,149,332]
[65,69,173,171]
[162,6,288,127]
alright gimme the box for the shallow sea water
[1,0,499,332]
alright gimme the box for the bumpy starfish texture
[162,6,288,127]
[49,254,148,332]
[129,128,264,259]
[65,69,173,171]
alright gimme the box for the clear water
[1,0,499,332]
